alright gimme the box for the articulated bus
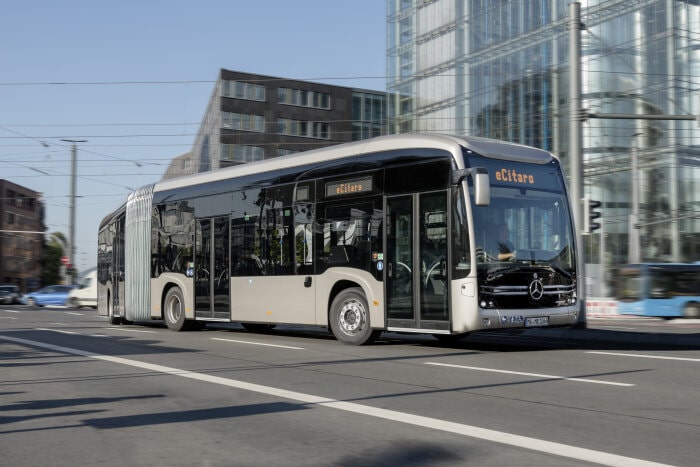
[613,263,700,319]
[97,134,581,344]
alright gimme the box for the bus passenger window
[316,200,381,275]
[294,203,314,275]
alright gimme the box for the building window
[182,157,191,172]
[221,80,266,102]
[277,118,330,139]
[278,87,331,110]
[276,148,298,157]
[220,144,264,163]
[222,112,265,132]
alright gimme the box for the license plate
[525,316,549,327]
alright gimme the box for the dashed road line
[425,362,634,387]
[211,337,304,350]
[588,351,700,363]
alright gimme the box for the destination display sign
[494,168,536,185]
[325,176,373,197]
[465,156,565,192]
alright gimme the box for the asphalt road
[1,305,699,467]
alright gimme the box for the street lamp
[61,139,87,281]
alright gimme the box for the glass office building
[388,0,700,295]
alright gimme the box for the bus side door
[386,191,449,331]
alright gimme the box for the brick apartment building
[0,180,44,292]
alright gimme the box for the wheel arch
[318,268,384,329]
[151,273,194,320]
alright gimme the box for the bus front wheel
[683,302,700,319]
[329,288,379,345]
[163,287,191,331]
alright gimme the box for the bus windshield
[468,160,575,274]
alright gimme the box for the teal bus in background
[614,263,700,319]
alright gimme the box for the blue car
[23,285,76,307]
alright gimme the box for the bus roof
[153,133,554,194]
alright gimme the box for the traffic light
[582,198,602,233]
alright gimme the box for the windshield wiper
[484,265,528,281]
[533,260,573,279]
[484,261,572,280]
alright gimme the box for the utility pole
[569,2,583,235]
[569,2,586,328]
[61,139,86,282]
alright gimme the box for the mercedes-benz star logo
[528,279,544,300]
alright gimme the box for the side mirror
[473,169,490,206]
[452,167,490,206]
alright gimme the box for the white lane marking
[1,310,21,313]
[211,337,304,350]
[595,326,639,331]
[105,327,156,334]
[588,351,700,363]
[0,334,668,467]
[65,312,84,316]
[425,362,634,387]
[35,328,79,335]
[0,316,18,319]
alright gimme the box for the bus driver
[493,224,515,261]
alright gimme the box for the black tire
[108,296,121,325]
[683,302,700,319]
[163,287,191,331]
[329,287,379,345]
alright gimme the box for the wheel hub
[339,300,364,334]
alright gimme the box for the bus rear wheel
[329,288,379,345]
[108,294,121,325]
[163,287,191,331]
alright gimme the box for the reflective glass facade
[388,0,700,295]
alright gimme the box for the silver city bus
[98,134,581,344]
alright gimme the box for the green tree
[43,232,68,285]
